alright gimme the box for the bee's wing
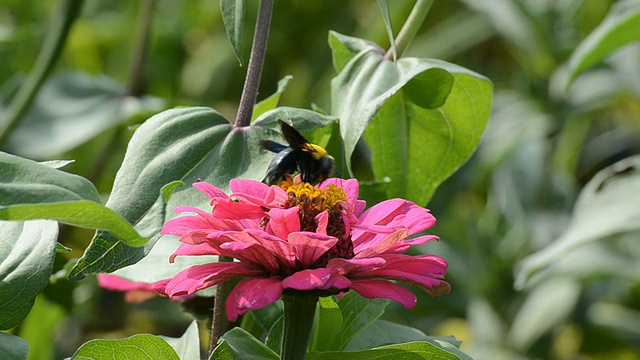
[278,119,309,147]
[260,140,289,153]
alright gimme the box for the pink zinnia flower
[153,178,449,321]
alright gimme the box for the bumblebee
[261,120,335,185]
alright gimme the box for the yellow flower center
[278,178,354,266]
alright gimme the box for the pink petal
[98,274,153,292]
[169,242,219,262]
[155,262,263,299]
[327,257,386,275]
[230,179,287,207]
[315,211,329,235]
[281,268,351,290]
[354,229,408,258]
[212,199,267,220]
[215,230,296,271]
[225,277,283,322]
[267,207,301,239]
[353,199,435,251]
[193,182,228,201]
[384,234,439,254]
[353,200,366,217]
[350,279,417,309]
[286,232,338,267]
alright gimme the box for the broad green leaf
[248,301,283,333]
[328,31,383,73]
[344,319,431,351]
[0,220,57,330]
[219,327,279,360]
[69,106,335,280]
[252,75,292,121]
[56,242,72,253]
[560,0,640,89]
[210,340,234,360]
[0,151,100,203]
[221,0,245,66]
[160,321,200,360]
[0,152,146,246]
[516,155,640,288]
[1,72,163,159]
[507,278,581,352]
[310,296,343,352]
[0,332,27,360]
[337,292,390,350]
[376,0,396,61]
[71,334,179,360]
[331,33,492,204]
[307,340,471,360]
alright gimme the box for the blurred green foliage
[2,1,640,359]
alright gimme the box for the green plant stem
[234,0,274,127]
[126,0,155,96]
[384,0,433,60]
[280,292,318,360]
[0,0,84,146]
[209,257,233,356]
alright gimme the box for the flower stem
[280,292,318,360]
[234,0,274,128]
[209,257,233,356]
[384,0,433,61]
[0,0,84,146]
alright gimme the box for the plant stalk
[0,0,84,146]
[126,0,155,96]
[280,293,318,360]
[234,0,274,127]
[384,0,434,60]
[209,257,233,356]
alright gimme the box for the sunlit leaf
[71,334,179,360]
[159,321,200,360]
[331,32,492,205]
[310,296,343,352]
[0,220,57,330]
[217,328,279,360]
[252,75,292,121]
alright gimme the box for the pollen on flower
[280,180,354,265]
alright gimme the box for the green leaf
[69,106,335,280]
[71,334,179,360]
[220,0,245,66]
[0,151,101,204]
[310,296,343,352]
[307,341,472,360]
[344,319,431,351]
[0,332,27,360]
[328,31,383,73]
[1,72,163,159]
[516,155,640,289]
[376,0,396,61]
[560,0,640,89]
[330,33,492,204]
[248,301,283,333]
[264,315,284,355]
[252,75,293,121]
[507,278,581,352]
[337,292,390,350]
[56,242,72,253]
[0,152,146,246]
[159,321,200,360]
[218,328,279,360]
[0,220,57,330]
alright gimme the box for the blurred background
[2,0,640,359]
